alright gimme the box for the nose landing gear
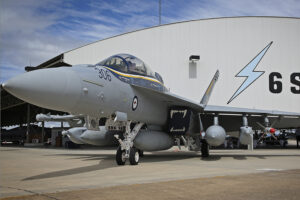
[116,146,140,165]
[114,121,144,165]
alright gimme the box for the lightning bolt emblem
[227,42,273,104]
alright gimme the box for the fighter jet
[3,54,300,165]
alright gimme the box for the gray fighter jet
[3,54,300,165]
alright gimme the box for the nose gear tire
[116,146,126,165]
[129,147,139,165]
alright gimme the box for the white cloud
[90,0,157,15]
[163,0,300,23]
[0,0,87,83]
[0,0,60,35]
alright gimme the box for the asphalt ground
[1,143,300,200]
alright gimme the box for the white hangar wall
[63,17,300,112]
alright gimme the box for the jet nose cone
[3,67,82,112]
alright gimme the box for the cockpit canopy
[96,54,163,83]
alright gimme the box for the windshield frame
[96,54,157,79]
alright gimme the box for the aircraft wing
[131,83,300,130]
[204,105,300,117]
[132,84,300,117]
[131,84,205,112]
[131,70,220,112]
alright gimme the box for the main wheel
[201,140,209,157]
[129,147,139,165]
[116,146,126,165]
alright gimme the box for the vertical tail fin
[200,70,219,106]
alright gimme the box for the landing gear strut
[114,121,144,165]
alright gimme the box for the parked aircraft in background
[3,54,300,165]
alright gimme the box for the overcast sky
[1,0,300,83]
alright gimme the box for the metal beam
[26,104,30,143]
[41,121,45,144]
[1,102,26,110]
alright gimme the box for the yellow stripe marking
[104,67,164,86]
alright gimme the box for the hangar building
[1,17,300,137]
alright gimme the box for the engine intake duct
[168,107,191,135]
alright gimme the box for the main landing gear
[201,139,209,157]
[114,121,144,165]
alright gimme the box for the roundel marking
[132,96,138,111]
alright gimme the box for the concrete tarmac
[1,145,300,199]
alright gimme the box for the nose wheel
[116,146,140,165]
[116,146,126,165]
[129,147,139,165]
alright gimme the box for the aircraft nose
[2,67,82,112]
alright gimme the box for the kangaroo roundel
[132,96,138,111]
